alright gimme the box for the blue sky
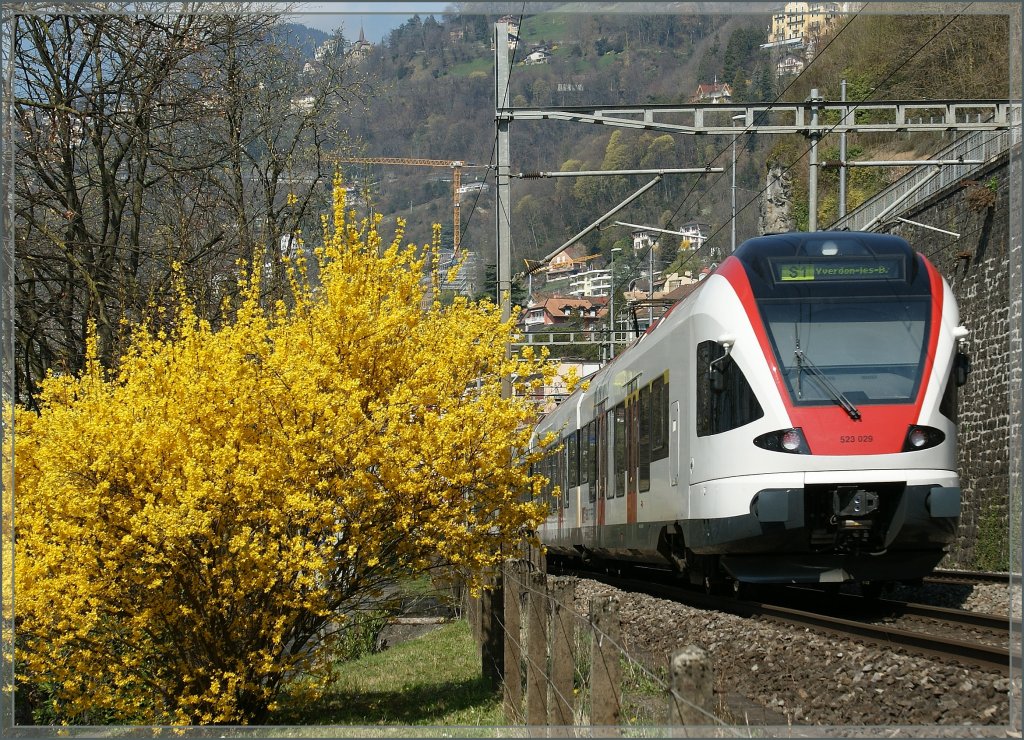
[288,2,452,43]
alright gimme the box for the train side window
[940,351,969,422]
[614,403,626,498]
[546,454,554,511]
[697,340,764,436]
[639,385,651,492]
[651,377,669,461]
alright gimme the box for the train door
[596,404,607,526]
[556,441,566,534]
[626,396,638,524]
[670,400,681,487]
[613,403,627,507]
[564,429,576,536]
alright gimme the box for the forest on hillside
[10,4,1010,404]
[335,9,774,282]
[333,5,1011,291]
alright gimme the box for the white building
[678,221,710,251]
[569,268,612,297]
[631,229,658,255]
[457,181,489,195]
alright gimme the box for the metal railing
[828,105,1021,233]
[514,330,636,347]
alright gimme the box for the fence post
[668,644,714,727]
[548,578,575,729]
[502,560,524,723]
[480,566,504,691]
[526,571,549,725]
[589,595,621,728]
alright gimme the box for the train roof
[734,230,915,260]
[732,230,924,291]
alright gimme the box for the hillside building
[569,268,612,298]
[545,244,599,279]
[692,81,733,104]
[347,26,373,60]
[776,53,806,77]
[678,221,710,251]
[520,297,609,350]
[763,2,862,61]
[524,49,551,65]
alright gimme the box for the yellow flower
[12,177,555,725]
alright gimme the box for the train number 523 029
[840,434,873,443]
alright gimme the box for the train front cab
[684,232,968,586]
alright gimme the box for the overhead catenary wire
[670,5,977,257]
[607,7,975,325]
[486,5,982,306]
[661,6,863,237]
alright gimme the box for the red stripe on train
[717,254,944,456]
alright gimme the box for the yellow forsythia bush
[10,177,556,725]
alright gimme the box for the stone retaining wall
[890,153,1015,569]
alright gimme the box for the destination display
[772,257,903,282]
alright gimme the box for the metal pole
[495,22,512,332]
[609,247,621,358]
[530,176,663,273]
[730,114,744,252]
[648,238,654,327]
[729,136,737,254]
[484,20,511,693]
[839,79,848,218]
[808,88,821,231]
[731,131,737,252]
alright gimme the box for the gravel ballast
[566,576,1020,733]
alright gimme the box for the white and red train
[532,231,969,589]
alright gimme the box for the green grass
[272,620,504,727]
[448,57,491,77]
[519,13,573,41]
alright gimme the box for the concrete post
[526,571,548,725]
[589,595,621,728]
[668,644,714,727]
[548,579,575,729]
[502,560,524,723]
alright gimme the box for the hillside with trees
[335,9,775,282]
[332,6,1010,289]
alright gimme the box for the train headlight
[781,430,802,451]
[902,425,945,451]
[754,428,810,454]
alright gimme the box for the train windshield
[761,298,930,407]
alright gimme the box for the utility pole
[482,20,512,694]
[648,239,654,327]
[730,113,745,251]
[609,247,622,358]
[839,79,848,218]
[807,88,822,232]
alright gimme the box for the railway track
[754,587,1016,676]
[572,565,1016,676]
[928,568,1017,586]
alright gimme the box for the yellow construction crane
[335,157,467,254]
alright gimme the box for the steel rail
[747,600,1012,675]
[577,568,1013,676]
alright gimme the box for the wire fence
[466,560,745,736]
